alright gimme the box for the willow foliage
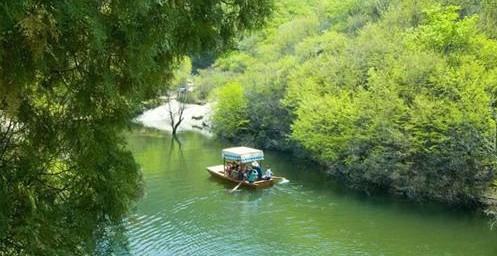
[0,0,273,254]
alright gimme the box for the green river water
[117,128,497,255]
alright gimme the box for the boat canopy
[222,147,264,163]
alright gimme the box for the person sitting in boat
[231,168,238,179]
[242,166,249,180]
[248,169,258,183]
[237,168,244,180]
[264,165,272,180]
[225,163,233,177]
[252,161,262,180]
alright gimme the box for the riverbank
[133,97,497,224]
[134,99,212,135]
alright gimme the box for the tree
[285,2,497,204]
[167,57,192,135]
[415,4,478,53]
[0,1,273,254]
[166,91,189,136]
[211,82,249,140]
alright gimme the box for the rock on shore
[135,99,212,134]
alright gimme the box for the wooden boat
[206,165,274,189]
[206,146,284,189]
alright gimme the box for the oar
[229,181,243,193]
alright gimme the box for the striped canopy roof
[222,147,264,163]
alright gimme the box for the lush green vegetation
[202,0,497,209]
[0,1,273,254]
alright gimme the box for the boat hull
[206,165,274,189]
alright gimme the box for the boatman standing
[264,165,272,180]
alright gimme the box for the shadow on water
[94,222,133,256]
[267,146,488,220]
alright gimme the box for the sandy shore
[134,100,212,135]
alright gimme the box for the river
[112,128,497,255]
